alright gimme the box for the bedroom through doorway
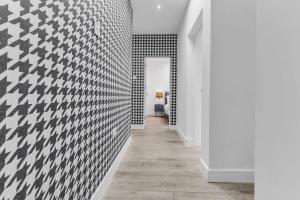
[144,57,171,126]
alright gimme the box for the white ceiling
[131,0,190,34]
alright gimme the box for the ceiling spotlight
[157,5,161,10]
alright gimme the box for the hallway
[1,0,299,199]
[103,117,254,200]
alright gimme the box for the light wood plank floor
[103,117,254,200]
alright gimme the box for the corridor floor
[103,117,254,200]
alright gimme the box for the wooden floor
[103,117,254,200]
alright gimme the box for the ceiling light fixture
[157,5,161,10]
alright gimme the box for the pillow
[166,95,170,105]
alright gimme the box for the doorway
[144,57,171,126]
[188,9,204,146]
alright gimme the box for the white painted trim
[175,126,194,145]
[131,124,145,129]
[169,125,176,130]
[91,135,132,200]
[199,158,254,183]
[199,158,209,179]
[188,9,203,39]
[208,169,254,183]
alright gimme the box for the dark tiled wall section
[0,0,132,199]
[132,34,177,126]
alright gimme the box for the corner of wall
[199,158,254,183]
[175,126,194,145]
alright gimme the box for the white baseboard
[91,135,132,200]
[175,126,194,145]
[169,125,176,130]
[199,158,209,179]
[208,169,254,183]
[131,124,145,129]
[199,158,254,183]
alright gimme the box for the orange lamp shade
[156,91,163,98]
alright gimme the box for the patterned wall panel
[0,0,132,199]
[132,34,177,126]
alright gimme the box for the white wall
[209,0,255,172]
[177,0,211,157]
[178,0,255,182]
[145,57,170,116]
[256,0,300,199]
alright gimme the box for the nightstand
[154,104,164,116]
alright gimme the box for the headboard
[165,91,170,105]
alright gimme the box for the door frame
[144,56,172,127]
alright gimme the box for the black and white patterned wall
[132,34,177,126]
[0,0,132,199]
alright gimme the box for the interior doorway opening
[144,57,171,127]
[188,9,204,147]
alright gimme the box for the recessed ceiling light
[157,5,161,10]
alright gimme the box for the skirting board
[169,125,176,130]
[175,127,194,145]
[91,135,132,200]
[199,158,254,183]
[131,124,145,129]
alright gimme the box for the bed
[164,92,170,118]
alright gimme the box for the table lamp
[156,91,163,99]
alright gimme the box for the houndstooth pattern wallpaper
[132,34,177,126]
[0,0,132,200]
